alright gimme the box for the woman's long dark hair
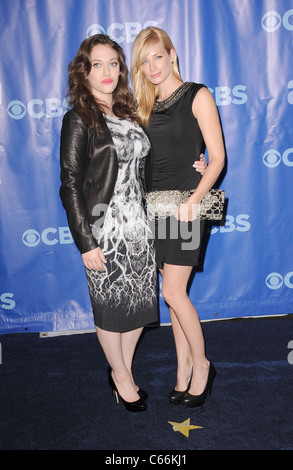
[66,34,139,133]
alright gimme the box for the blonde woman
[131,27,225,407]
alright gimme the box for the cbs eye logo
[263,149,293,168]
[22,229,41,247]
[266,272,293,290]
[7,100,26,119]
[261,10,293,32]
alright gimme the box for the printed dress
[86,116,158,332]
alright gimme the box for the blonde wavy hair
[131,27,182,125]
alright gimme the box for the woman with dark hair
[59,34,158,412]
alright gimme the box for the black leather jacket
[59,109,151,254]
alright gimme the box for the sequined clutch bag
[145,188,226,221]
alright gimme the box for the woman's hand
[193,153,207,175]
[175,197,199,222]
[176,153,207,221]
[81,247,106,271]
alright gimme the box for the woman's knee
[161,265,191,309]
[161,285,183,309]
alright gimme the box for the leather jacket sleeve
[60,111,99,254]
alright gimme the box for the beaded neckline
[153,82,192,112]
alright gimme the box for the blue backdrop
[1,0,292,333]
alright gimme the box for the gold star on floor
[168,418,203,438]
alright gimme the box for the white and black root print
[86,116,158,332]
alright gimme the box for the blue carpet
[0,316,292,451]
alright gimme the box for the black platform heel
[168,372,192,405]
[181,363,216,408]
[108,373,147,412]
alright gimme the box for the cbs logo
[208,85,247,106]
[22,227,74,247]
[209,214,251,234]
[86,20,158,43]
[7,98,69,120]
[0,293,15,310]
[265,272,293,290]
[263,149,293,168]
[261,9,293,32]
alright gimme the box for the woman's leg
[95,326,140,402]
[169,306,193,390]
[159,268,192,391]
[161,263,209,396]
[121,327,144,389]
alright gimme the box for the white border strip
[39,314,291,337]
